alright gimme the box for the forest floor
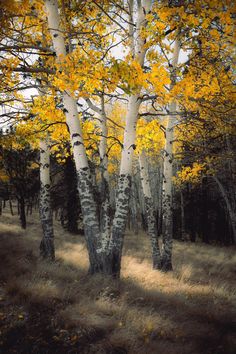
[0,207,236,354]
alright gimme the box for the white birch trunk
[161,39,180,271]
[44,0,102,273]
[130,176,139,234]
[45,0,153,277]
[99,96,111,250]
[106,0,152,277]
[39,138,55,260]
[107,94,140,276]
[139,150,161,269]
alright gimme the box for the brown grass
[0,206,235,354]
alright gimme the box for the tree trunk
[161,39,180,271]
[99,96,111,251]
[211,176,236,244]
[19,196,26,229]
[180,190,185,240]
[45,0,152,277]
[104,94,142,276]
[65,154,79,234]
[0,197,2,215]
[45,0,103,273]
[39,139,55,260]
[139,150,161,269]
[9,198,14,216]
[105,0,152,277]
[130,177,139,235]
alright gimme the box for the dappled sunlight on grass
[56,241,89,271]
[0,208,236,353]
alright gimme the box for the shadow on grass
[0,219,235,354]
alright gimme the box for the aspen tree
[161,39,180,271]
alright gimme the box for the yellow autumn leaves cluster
[174,162,207,186]
[53,51,171,99]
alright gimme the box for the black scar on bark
[63,108,69,113]
[53,33,58,38]
[72,133,80,138]
[73,141,82,146]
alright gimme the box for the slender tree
[161,39,180,271]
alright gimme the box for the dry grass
[0,206,236,354]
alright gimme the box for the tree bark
[180,190,185,240]
[45,0,152,277]
[9,198,14,216]
[98,96,111,251]
[45,0,103,273]
[139,150,161,269]
[102,97,140,276]
[18,196,26,229]
[105,0,152,277]
[161,39,180,271]
[65,154,79,234]
[39,138,55,260]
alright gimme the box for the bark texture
[161,39,180,271]
[99,97,111,251]
[18,196,26,229]
[45,0,102,271]
[106,0,152,275]
[139,150,161,269]
[106,174,132,277]
[39,139,55,260]
[45,0,152,277]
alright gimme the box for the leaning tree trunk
[211,175,236,244]
[161,39,180,271]
[139,150,161,269]
[45,0,103,273]
[39,138,55,260]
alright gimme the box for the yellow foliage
[174,162,207,186]
[136,119,164,155]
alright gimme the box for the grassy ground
[0,207,235,354]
